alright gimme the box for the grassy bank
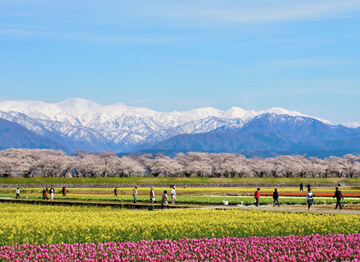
[344,178,360,184]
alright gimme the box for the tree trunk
[60,167,71,178]
[152,172,161,177]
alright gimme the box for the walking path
[198,203,360,215]
[0,198,200,209]
[1,197,359,214]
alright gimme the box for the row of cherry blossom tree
[0,149,359,178]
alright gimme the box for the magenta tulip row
[1,233,359,262]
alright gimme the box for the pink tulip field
[1,233,359,261]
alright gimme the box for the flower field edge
[1,203,360,246]
[1,233,360,261]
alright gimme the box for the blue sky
[0,0,360,123]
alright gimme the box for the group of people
[299,182,312,192]
[253,188,280,207]
[41,187,56,200]
[254,185,344,210]
[148,186,177,207]
[303,184,343,210]
[14,184,344,210]
[114,185,177,208]
[14,186,66,200]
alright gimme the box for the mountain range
[0,98,359,157]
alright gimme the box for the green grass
[345,178,360,184]
[2,194,360,206]
[0,177,345,185]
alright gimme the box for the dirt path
[1,196,359,214]
[198,204,360,215]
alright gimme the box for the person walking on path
[150,187,155,203]
[300,183,303,191]
[170,186,176,205]
[333,187,344,210]
[62,187,67,196]
[254,188,260,206]
[44,188,50,200]
[307,184,311,191]
[42,188,46,200]
[15,188,20,199]
[161,190,168,209]
[49,187,55,200]
[273,188,280,207]
[133,186,138,203]
[114,187,118,197]
[306,189,314,210]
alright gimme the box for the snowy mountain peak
[182,107,223,119]
[221,107,256,119]
[258,107,333,125]
[0,100,47,112]
[221,107,312,122]
[57,98,102,117]
[0,100,77,123]
[344,122,360,128]
[261,107,305,117]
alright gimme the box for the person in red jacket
[254,188,260,206]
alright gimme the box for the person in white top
[15,188,20,199]
[170,186,176,205]
[150,187,155,204]
[49,187,55,200]
[306,189,314,210]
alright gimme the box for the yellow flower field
[0,203,359,246]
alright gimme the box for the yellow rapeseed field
[0,203,359,246]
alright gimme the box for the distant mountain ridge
[0,118,67,151]
[151,114,360,157]
[0,98,359,157]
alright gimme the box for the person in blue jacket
[333,187,344,210]
[273,188,280,207]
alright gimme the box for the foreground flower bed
[1,234,359,261]
[1,203,360,246]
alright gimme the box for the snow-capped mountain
[0,98,225,151]
[152,113,360,157]
[344,122,360,129]
[0,98,358,155]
